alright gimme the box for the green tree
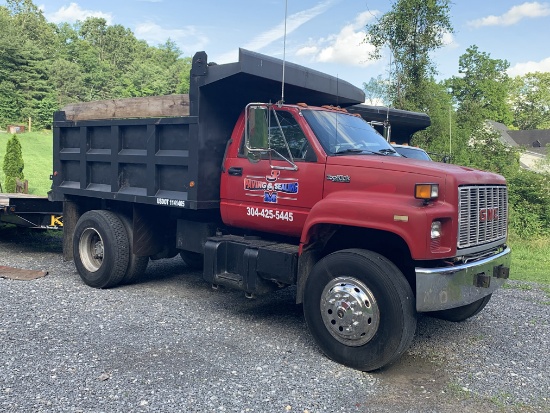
[2,134,25,192]
[0,1,56,128]
[5,0,57,52]
[175,57,192,94]
[365,0,453,111]
[442,46,518,179]
[450,45,512,126]
[459,125,520,177]
[411,80,458,160]
[0,7,26,127]
[78,17,109,62]
[49,58,87,106]
[362,75,390,106]
[509,72,550,130]
[18,41,55,128]
[508,169,550,236]
[0,0,194,126]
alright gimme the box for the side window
[238,109,312,161]
[268,111,310,161]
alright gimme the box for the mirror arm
[269,150,298,171]
[271,107,295,164]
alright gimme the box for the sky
[4,0,550,91]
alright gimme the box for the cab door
[221,106,325,237]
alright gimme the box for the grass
[0,130,548,285]
[0,130,53,196]
[507,233,550,284]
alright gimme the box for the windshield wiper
[334,148,398,156]
[334,148,386,156]
[334,148,365,155]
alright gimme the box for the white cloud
[365,97,386,106]
[45,2,113,24]
[441,31,458,49]
[508,57,550,76]
[245,0,340,51]
[216,0,341,63]
[295,46,319,57]
[134,22,209,52]
[468,2,550,27]
[295,11,379,67]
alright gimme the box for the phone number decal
[246,207,294,222]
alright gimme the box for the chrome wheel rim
[320,276,380,346]
[79,228,104,272]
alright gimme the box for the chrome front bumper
[415,247,511,312]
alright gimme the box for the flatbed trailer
[0,193,63,229]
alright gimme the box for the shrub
[2,134,25,192]
[508,170,550,237]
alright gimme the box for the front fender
[300,191,431,259]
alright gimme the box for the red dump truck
[49,49,511,371]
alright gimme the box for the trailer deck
[0,193,63,229]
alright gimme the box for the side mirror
[248,107,269,150]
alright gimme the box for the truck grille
[458,185,508,249]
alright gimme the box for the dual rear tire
[73,210,148,288]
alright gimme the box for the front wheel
[426,294,492,322]
[303,249,416,371]
[73,210,129,288]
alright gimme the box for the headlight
[431,221,442,239]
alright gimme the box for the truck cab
[217,101,510,370]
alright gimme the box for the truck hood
[326,155,506,186]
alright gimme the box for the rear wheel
[118,214,149,284]
[73,210,129,288]
[427,294,492,322]
[303,249,416,371]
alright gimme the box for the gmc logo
[479,207,499,222]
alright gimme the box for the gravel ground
[0,226,549,413]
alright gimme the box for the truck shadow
[132,259,473,370]
[131,257,311,336]
[138,258,304,317]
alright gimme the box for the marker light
[415,183,439,200]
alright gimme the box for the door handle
[228,167,243,176]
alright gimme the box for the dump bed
[50,49,364,209]
[347,104,431,144]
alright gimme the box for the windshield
[302,110,399,156]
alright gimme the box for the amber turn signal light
[415,183,439,200]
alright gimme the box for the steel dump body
[51,49,364,209]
